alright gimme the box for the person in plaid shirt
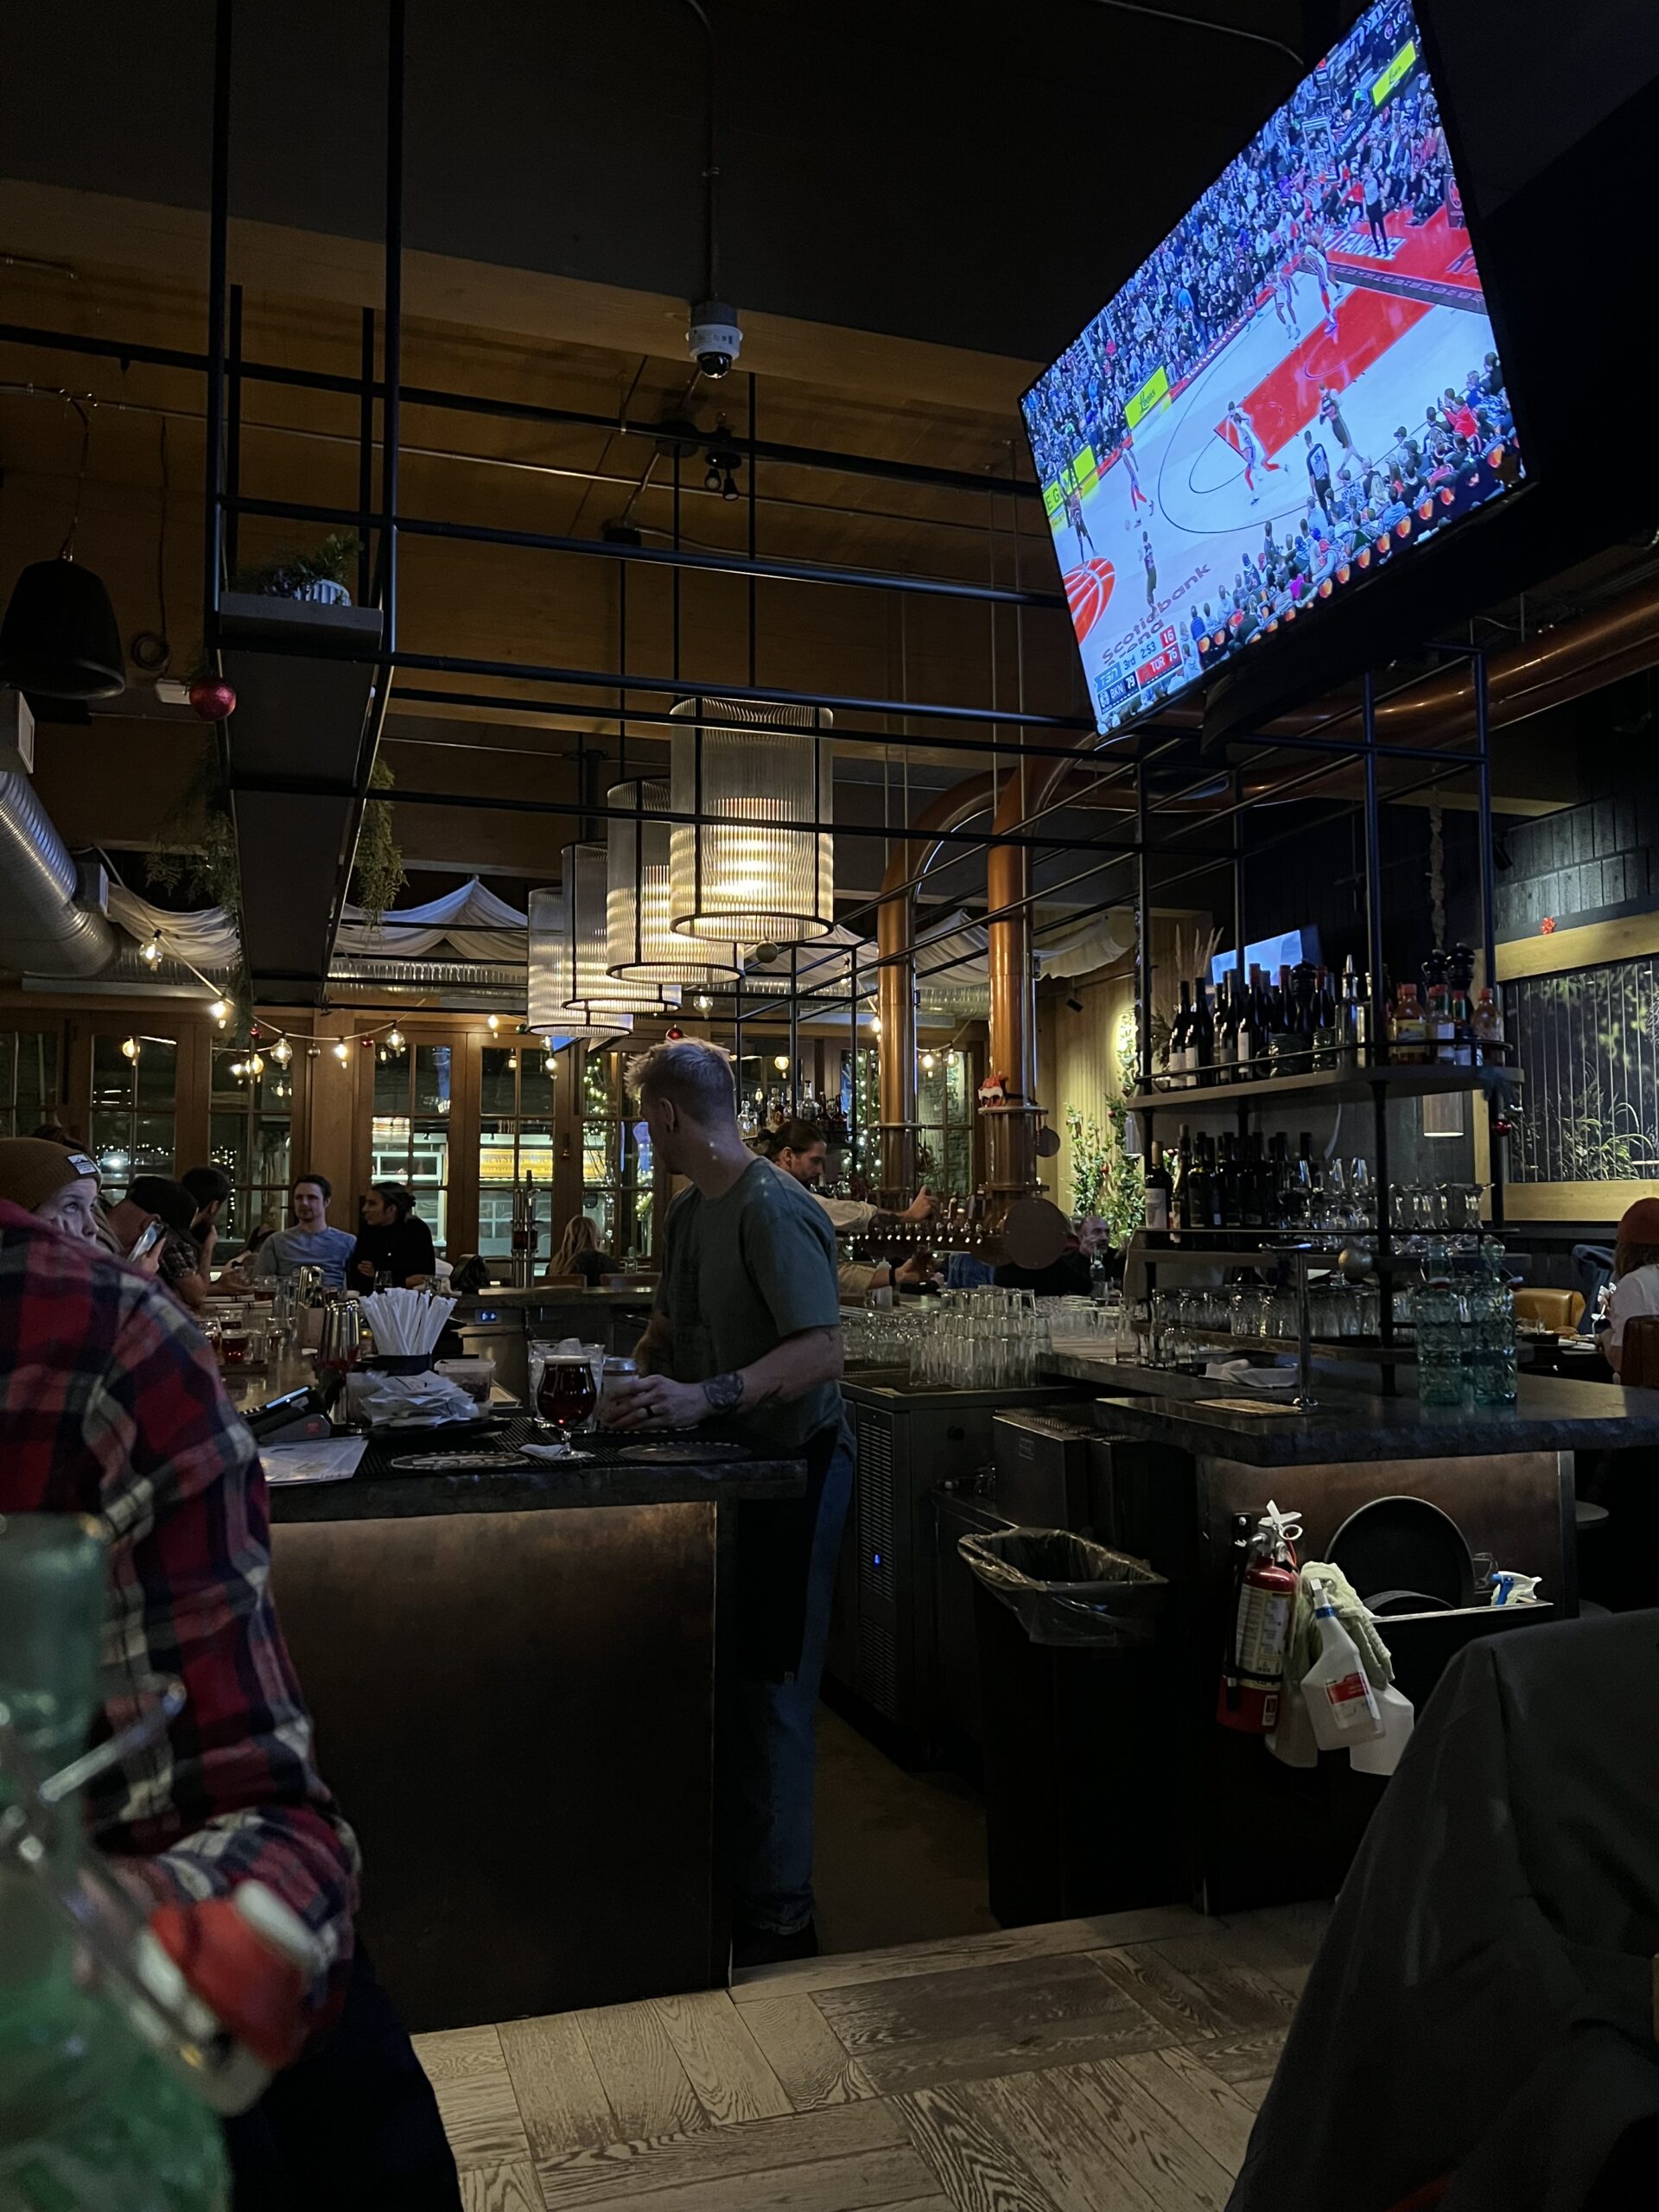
[0,1192,359,2018]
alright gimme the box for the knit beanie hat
[1616,1197,1659,1246]
[0,1136,101,1214]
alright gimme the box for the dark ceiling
[3,1,1337,362]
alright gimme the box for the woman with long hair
[548,1211,614,1287]
[1604,1198,1659,1380]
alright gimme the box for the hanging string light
[332,1040,350,1063]
[139,934,162,965]
[667,697,836,945]
[120,1035,140,1061]
[607,779,741,987]
[271,1038,293,1067]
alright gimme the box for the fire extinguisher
[1217,1501,1301,1733]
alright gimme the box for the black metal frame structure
[0,0,1509,1096]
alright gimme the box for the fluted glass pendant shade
[668,696,835,945]
[563,843,681,1019]
[526,887,632,1040]
[607,779,741,986]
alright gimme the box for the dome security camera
[687,299,742,378]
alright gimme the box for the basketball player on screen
[1319,384,1370,474]
[1063,484,1096,563]
[1226,403,1280,503]
[1141,529,1157,610]
[1303,234,1338,338]
[1121,431,1152,527]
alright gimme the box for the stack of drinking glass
[906,1287,1058,1390]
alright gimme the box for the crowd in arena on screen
[1023,5,1459,492]
[1179,353,1516,659]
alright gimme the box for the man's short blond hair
[626,1037,737,1123]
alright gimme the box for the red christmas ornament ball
[188,675,237,721]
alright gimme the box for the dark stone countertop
[267,1421,804,1523]
[1046,1353,1659,1465]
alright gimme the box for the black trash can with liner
[961,1529,1173,1927]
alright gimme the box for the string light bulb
[921,1050,937,1072]
[386,1026,404,1052]
[271,1038,292,1067]
[544,1052,557,1074]
[207,999,228,1022]
[333,1040,350,1063]
[140,935,162,965]
[120,1035,140,1061]
[772,1053,789,1072]
[870,1014,882,1036]
[249,1052,264,1078]
[693,992,713,1014]
[486,1014,500,1033]
[229,1060,245,1079]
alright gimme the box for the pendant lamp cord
[1081,0,1302,67]
[60,392,92,559]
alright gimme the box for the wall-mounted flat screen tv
[1021,0,1523,741]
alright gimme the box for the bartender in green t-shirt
[602,1039,849,1968]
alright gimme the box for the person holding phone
[102,1175,206,1301]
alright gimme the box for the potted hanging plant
[230,530,360,606]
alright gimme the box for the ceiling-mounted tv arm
[1081,0,1304,68]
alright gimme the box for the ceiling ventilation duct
[0,767,118,977]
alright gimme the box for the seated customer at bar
[181,1161,233,1276]
[0,1191,461,2205]
[254,1173,356,1288]
[348,1180,436,1291]
[546,1210,615,1286]
[607,1041,849,1966]
[0,1134,105,1243]
[1602,1197,1659,1380]
[105,1173,212,1308]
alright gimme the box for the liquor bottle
[1389,983,1428,1065]
[1143,1141,1173,1242]
[1471,986,1504,1064]
[1192,981,1216,1086]
[1203,1135,1225,1229]
[1166,982,1193,1090]
[1211,977,1236,1084]
[1425,982,1454,1064]
[1340,954,1370,1059]
[1313,966,1342,1071]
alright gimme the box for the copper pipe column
[874,773,999,1202]
[876,893,917,1200]
[986,760,1040,1198]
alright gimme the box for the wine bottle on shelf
[1313,966,1342,1071]
[1166,981,1193,1089]
[1241,1133,1266,1230]
[1204,1135,1225,1229]
[1212,977,1236,1084]
[1425,981,1454,1064]
[1446,976,1474,1066]
[1144,1141,1173,1242]
[1269,966,1299,1071]
[1217,1133,1242,1231]
[1192,981,1216,1086]
[1232,976,1254,1084]
[1174,1124,1192,1242]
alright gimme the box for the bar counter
[237,1363,804,2033]
[1046,1352,1659,1464]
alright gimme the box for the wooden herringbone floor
[415,1900,1329,2210]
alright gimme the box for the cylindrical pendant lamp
[526,887,632,1040]
[607,779,741,986]
[668,696,835,945]
[563,843,681,1020]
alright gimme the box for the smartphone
[127,1219,165,1264]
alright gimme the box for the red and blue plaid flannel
[0,1199,359,2014]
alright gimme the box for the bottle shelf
[1126,1061,1517,1114]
